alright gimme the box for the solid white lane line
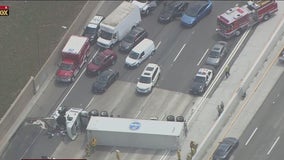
[135,110,142,118]
[20,129,43,159]
[159,150,170,160]
[267,136,280,155]
[156,41,161,50]
[86,97,95,110]
[173,43,187,62]
[197,48,209,66]
[89,49,100,63]
[245,127,258,146]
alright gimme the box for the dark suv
[119,27,148,53]
[158,1,188,23]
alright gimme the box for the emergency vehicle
[216,0,278,39]
[189,68,214,95]
[56,35,90,83]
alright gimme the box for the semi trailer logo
[129,121,141,130]
[0,5,9,16]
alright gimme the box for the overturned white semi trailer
[86,117,185,150]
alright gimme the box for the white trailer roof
[87,117,184,136]
[62,35,88,54]
[102,1,137,27]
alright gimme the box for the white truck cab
[97,1,141,48]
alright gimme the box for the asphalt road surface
[0,1,248,160]
[233,71,284,160]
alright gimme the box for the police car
[189,67,214,95]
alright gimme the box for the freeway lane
[233,71,284,160]
[62,1,241,109]
[0,1,246,160]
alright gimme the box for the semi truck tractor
[56,35,90,83]
[97,1,141,48]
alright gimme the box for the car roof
[100,49,114,57]
[128,27,145,37]
[141,63,159,77]
[215,137,238,156]
[196,68,212,76]
[212,44,223,52]
[132,38,154,53]
[133,27,145,34]
[215,143,231,156]
[100,69,115,77]
[87,15,104,28]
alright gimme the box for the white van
[125,38,155,68]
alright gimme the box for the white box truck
[97,1,141,48]
[86,117,185,150]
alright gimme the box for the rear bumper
[56,76,72,83]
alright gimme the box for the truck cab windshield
[217,20,232,31]
[60,63,73,71]
[100,30,112,40]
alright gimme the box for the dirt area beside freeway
[0,1,86,118]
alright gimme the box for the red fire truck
[216,0,278,39]
[56,35,90,83]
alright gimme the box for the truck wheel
[263,14,270,21]
[235,30,242,37]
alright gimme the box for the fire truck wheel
[263,14,270,21]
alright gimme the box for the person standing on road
[217,105,224,117]
[225,65,230,78]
